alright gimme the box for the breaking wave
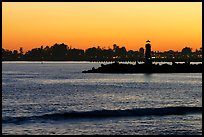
[2,106,202,124]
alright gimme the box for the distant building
[145,40,152,64]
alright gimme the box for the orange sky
[2,2,202,52]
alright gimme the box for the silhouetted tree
[68,48,85,60]
[50,43,69,60]
[85,47,99,61]
[182,47,192,54]
[19,47,24,60]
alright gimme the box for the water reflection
[143,73,153,83]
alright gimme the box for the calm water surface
[2,61,202,135]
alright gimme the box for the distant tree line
[2,43,202,62]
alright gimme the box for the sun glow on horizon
[2,2,202,52]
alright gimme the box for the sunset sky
[2,2,202,52]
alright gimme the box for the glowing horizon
[2,2,202,52]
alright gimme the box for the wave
[2,106,202,124]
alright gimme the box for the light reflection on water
[2,62,202,135]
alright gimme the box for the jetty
[82,61,202,73]
[82,40,202,73]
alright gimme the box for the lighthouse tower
[145,40,152,64]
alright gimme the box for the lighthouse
[145,40,152,64]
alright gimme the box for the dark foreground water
[2,61,202,135]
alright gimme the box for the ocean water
[2,61,202,135]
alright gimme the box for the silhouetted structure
[82,40,202,73]
[2,42,202,62]
[145,40,152,64]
